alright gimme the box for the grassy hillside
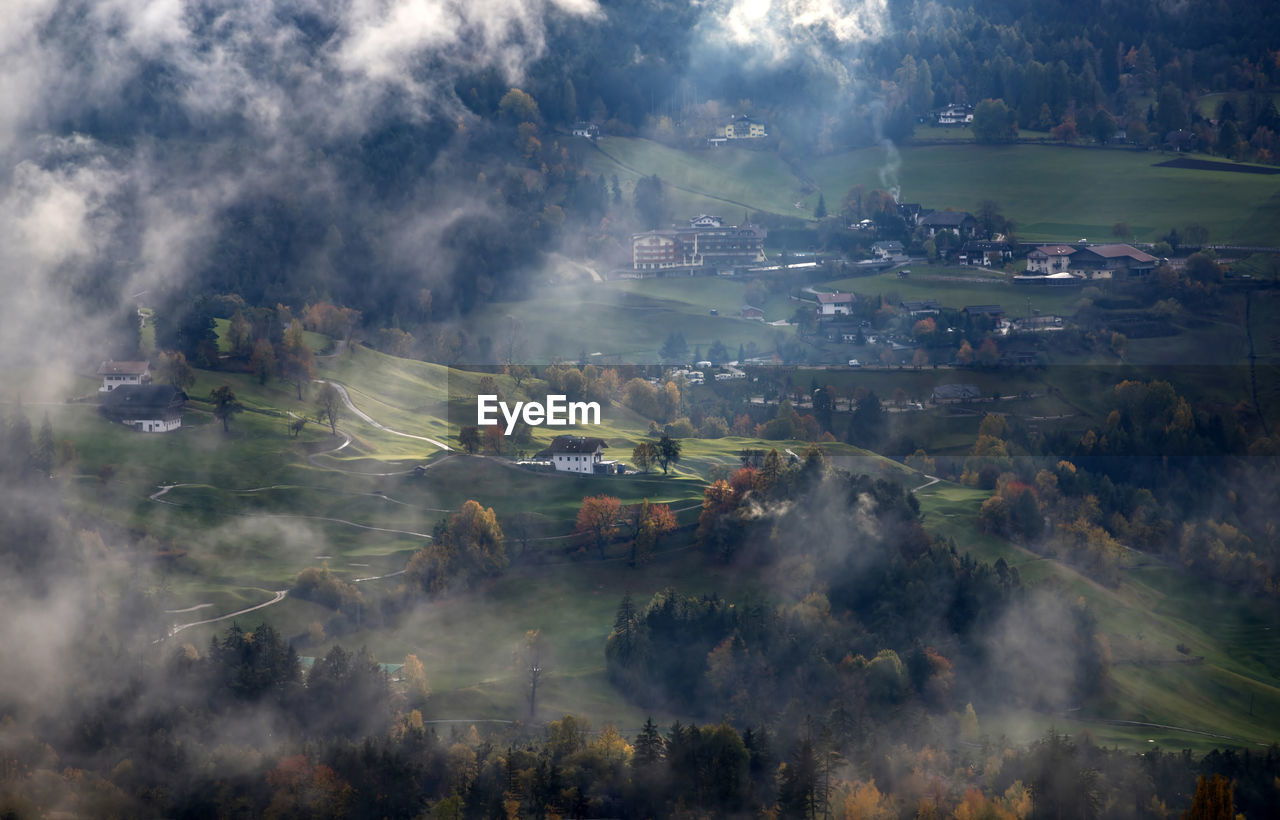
[917,483,1280,754]
[462,280,799,363]
[580,135,1280,246]
[582,137,810,219]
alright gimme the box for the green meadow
[582,135,1280,245]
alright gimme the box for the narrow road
[911,475,940,493]
[167,590,289,637]
[316,379,452,451]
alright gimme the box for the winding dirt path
[316,379,452,451]
[910,475,941,493]
[168,590,289,637]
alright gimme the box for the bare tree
[315,382,342,435]
[518,629,550,722]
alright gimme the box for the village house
[959,240,1013,267]
[1011,315,1066,332]
[570,121,600,139]
[900,299,942,316]
[816,292,856,316]
[919,211,977,239]
[963,305,1006,327]
[897,203,926,227]
[1026,245,1076,274]
[871,241,904,259]
[1069,244,1158,279]
[719,115,767,139]
[535,435,620,474]
[741,305,765,320]
[936,104,974,126]
[97,360,151,392]
[931,383,982,403]
[99,384,187,432]
[632,215,767,271]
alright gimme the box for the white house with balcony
[97,360,151,392]
[536,435,615,474]
[1026,245,1076,274]
[816,292,856,316]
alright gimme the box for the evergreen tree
[633,717,664,767]
[4,402,32,479]
[34,414,54,478]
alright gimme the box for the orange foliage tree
[576,495,622,558]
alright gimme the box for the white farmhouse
[97,360,151,392]
[1025,245,1076,275]
[816,292,856,316]
[536,435,617,474]
[99,385,187,432]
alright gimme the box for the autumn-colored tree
[629,499,677,566]
[250,338,276,385]
[458,425,482,454]
[912,317,937,338]
[265,755,354,818]
[576,495,623,558]
[976,338,1000,366]
[377,327,415,358]
[956,339,975,365]
[696,480,742,562]
[402,654,430,705]
[227,309,253,358]
[1184,773,1233,820]
[405,500,506,593]
[279,319,314,400]
[210,384,243,432]
[632,441,659,473]
[912,348,930,370]
[498,88,540,124]
[483,425,504,455]
[906,449,936,475]
[155,350,196,392]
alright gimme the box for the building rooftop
[920,211,974,226]
[1080,243,1158,262]
[97,360,150,376]
[816,292,855,304]
[541,435,608,454]
[932,383,982,399]
[100,385,187,417]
